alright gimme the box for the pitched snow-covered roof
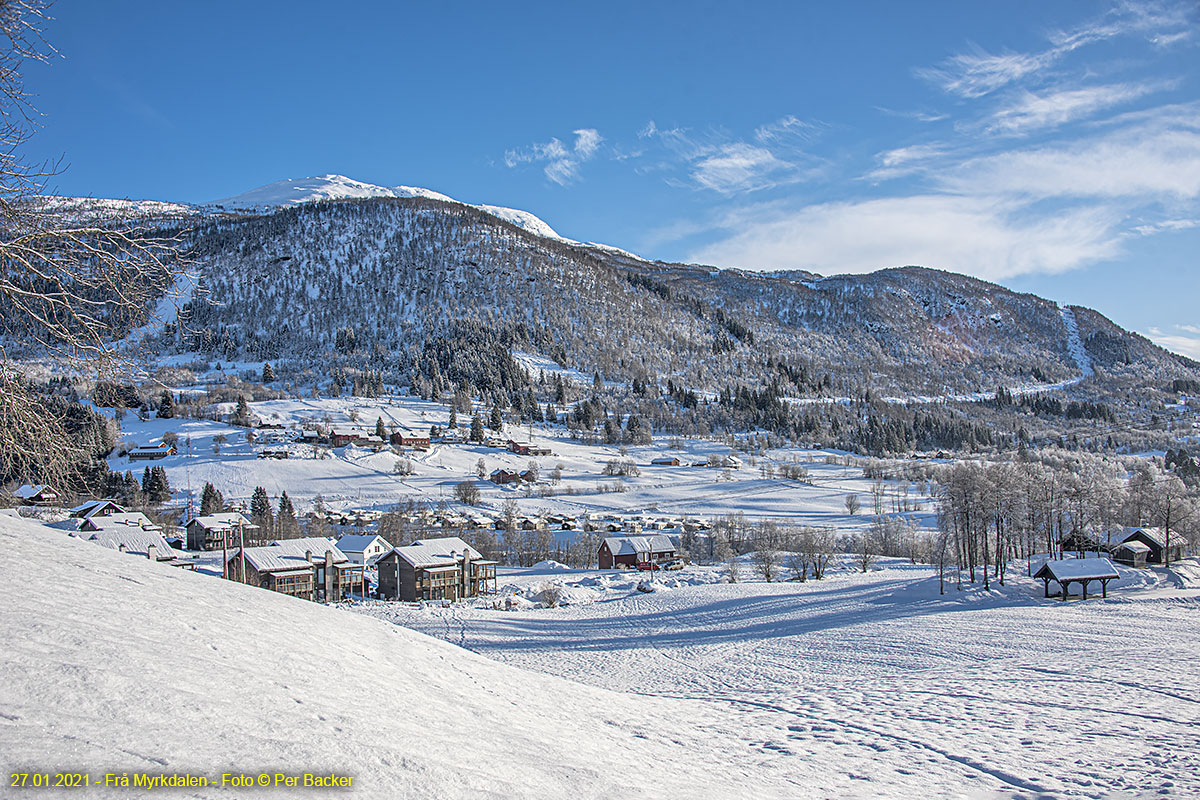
[81,527,181,561]
[69,499,125,519]
[602,534,675,556]
[1114,541,1152,554]
[1033,558,1119,582]
[13,484,55,500]
[388,537,482,568]
[187,512,256,532]
[1122,527,1177,549]
[236,537,349,573]
[81,512,162,533]
[335,534,388,554]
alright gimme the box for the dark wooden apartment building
[376,536,497,602]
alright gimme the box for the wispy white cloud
[919,1,1196,98]
[918,47,1054,99]
[638,115,826,195]
[940,114,1200,199]
[691,143,797,194]
[687,195,1123,280]
[1146,326,1200,359]
[753,115,818,143]
[984,81,1170,135]
[503,128,604,185]
[573,128,603,159]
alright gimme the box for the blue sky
[25,1,1200,357]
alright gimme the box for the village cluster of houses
[7,479,1188,608]
[11,485,686,606]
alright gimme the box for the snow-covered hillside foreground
[0,515,809,799]
[8,512,1200,798]
[358,559,1200,798]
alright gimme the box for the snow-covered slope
[0,514,803,799]
[211,174,570,242]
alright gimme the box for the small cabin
[11,484,60,506]
[598,534,677,569]
[1117,527,1185,565]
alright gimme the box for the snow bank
[0,515,805,798]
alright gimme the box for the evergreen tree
[250,486,273,531]
[449,407,458,429]
[141,466,152,496]
[147,466,171,504]
[157,390,174,419]
[489,402,503,432]
[262,362,275,382]
[277,492,300,538]
[469,413,485,443]
[375,416,386,439]
[200,482,224,515]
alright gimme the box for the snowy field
[0,516,810,799]
[357,557,1200,798]
[108,393,931,531]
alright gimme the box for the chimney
[118,543,127,553]
[147,543,157,561]
[305,550,313,563]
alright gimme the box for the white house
[335,533,391,565]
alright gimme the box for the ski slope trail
[1059,303,1095,379]
[361,561,1200,798]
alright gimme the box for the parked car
[636,562,660,571]
[661,559,684,571]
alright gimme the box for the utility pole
[239,521,247,584]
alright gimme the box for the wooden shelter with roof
[1033,558,1119,600]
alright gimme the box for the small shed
[1111,540,1151,568]
[1033,558,1119,600]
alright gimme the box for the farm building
[651,456,681,466]
[1033,558,1119,600]
[128,443,175,461]
[598,534,677,569]
[11,484,60,505]
[335,533,391,565]
[185,512,259,551]
[489,469,520,485]
[389,433,431,449]
[225,537,364,602]
[1116,527,1186,565]
[376,537,497,602]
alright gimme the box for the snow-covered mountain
[210,173,571,242]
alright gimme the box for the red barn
[598,534,676,569]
